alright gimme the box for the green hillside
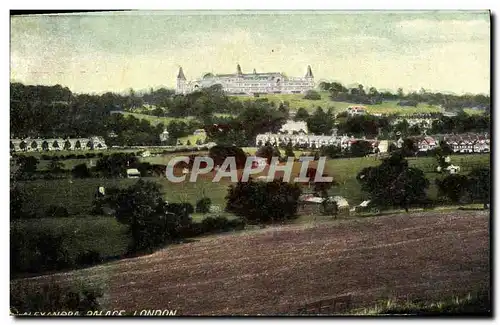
[230,91,444,115]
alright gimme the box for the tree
[30,141,38,150]
[52,141,59,150]
[72,163,91,178]
[303,90,321,100]
[103,180,186,252]
[357,152,429,212]
[295,107,310,121]
[196,198,211,214]
[256,145,281,165]
[408,124,421,136]
[225,179,302,224]
[48,160,65,173]
[306,107,335,135]
[320,197,339,218]
[152,107,164,117]
[64,140,72,150]
[284,142,295,158]
[402,138,418,157]
[19,141,27,151]
[436,174,470,203]
[350,140,373,157]
[209,145,247,169]
[467,168,490,208]
[10,186,26,220]
[15,156,39,176]
[320,145,342,159]
[95,153,139,178]
[75,141,81,150]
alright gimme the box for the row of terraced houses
[256,132,490,154]
[10,136,107,152]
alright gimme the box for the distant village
[10,104,490,155]
[255,105,490,155]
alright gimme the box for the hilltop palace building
[176,64,315,95]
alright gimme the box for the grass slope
[17,154,490,216]
[11,210,490,315]
[230,92,443,115]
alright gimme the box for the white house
[279,120,309,134]
[126,168,141,178]
[10,136,107,152]
[347,106,367,117]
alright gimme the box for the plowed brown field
[12,210,490,315]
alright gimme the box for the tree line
[293,107,489,138]
[319,81,490,111]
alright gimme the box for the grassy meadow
[107,92,485,129]
[230,92,444,115]
[120,112,196,126]
[12,153,490,278]
[17,153,490,217]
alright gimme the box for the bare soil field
[11,210,490,315]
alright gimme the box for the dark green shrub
[436,174,470,203]
[75,250,102,267]
[11,230,72,275]
[196,198,211,214]
[303,90,321,100]
[10,281,103,315]
[72,163,91,178]
[226,179,302,224]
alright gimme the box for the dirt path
[12,210,490,315]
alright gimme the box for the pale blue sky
[10,11,490,95]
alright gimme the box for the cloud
[394,19,490,42]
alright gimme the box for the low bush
[75,250,102,267]
[226,179,302,224]
[303,90,321,100]
[11,230,72,276]
[195,198,211,214]
[10,281,103,315]
[179,216,245,237]
[72,163,91,178]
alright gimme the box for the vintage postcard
[9,10,491,316]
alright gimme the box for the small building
[159,129,169,142]
[347,106,367,117]
[279,120,309,135]
[126,168,141,178]
[251,157,269,169]
[298,194,350,217]
[406,136,437,152]
[193,129,206,136]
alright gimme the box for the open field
[463,108,487,116]
[11,210,489,315]
[16,154,490,216]
[120,112,196,126]
[230,92,443,115]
